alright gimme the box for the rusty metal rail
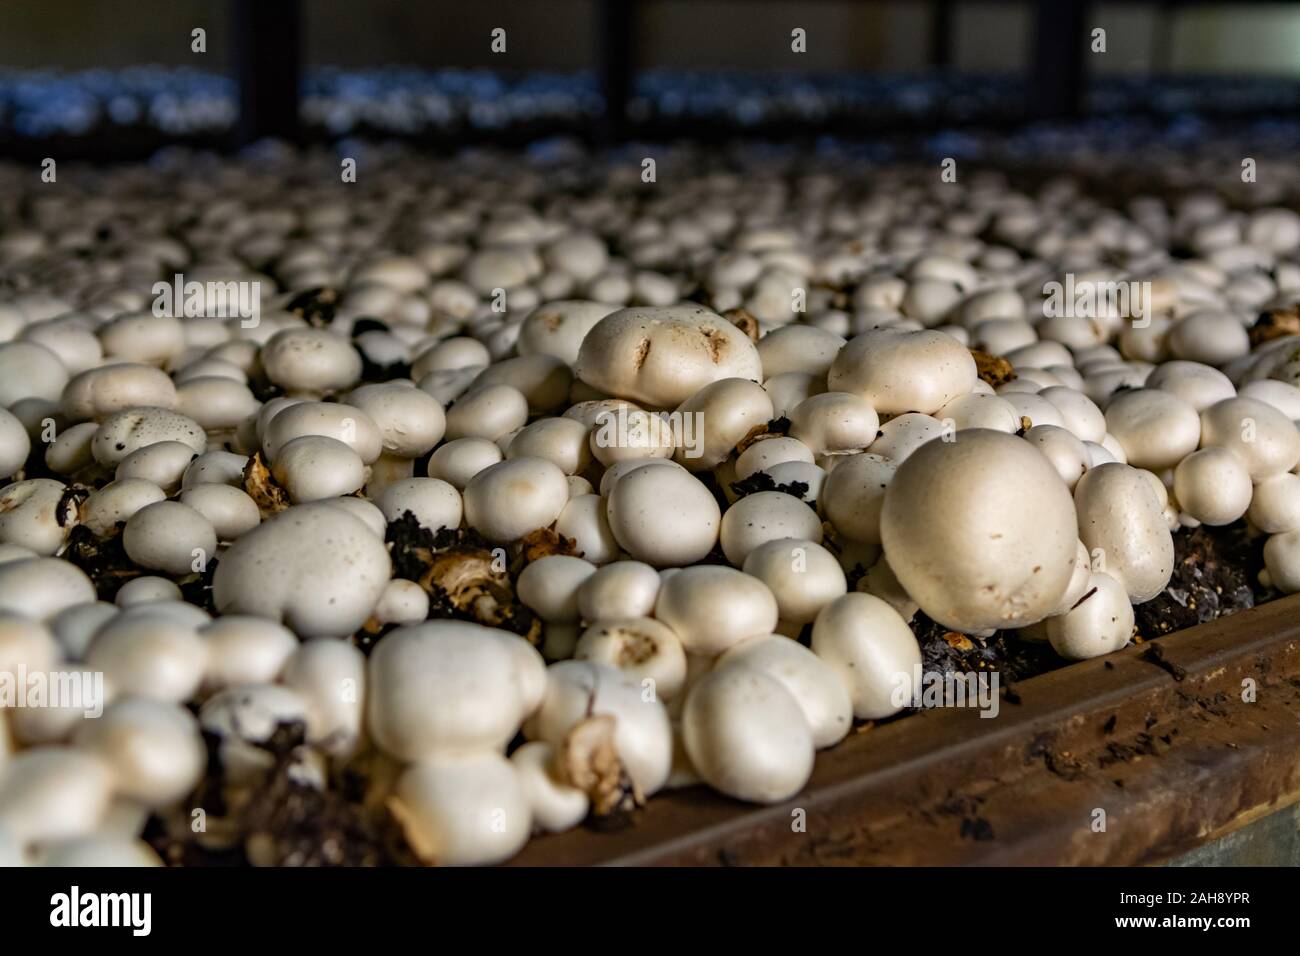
[512,594,1300,865]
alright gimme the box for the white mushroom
[716,634,852,748]
[1046,572,1134,661]
[462,457,569,543]
[719,491,822,566]
[681,665,814,803]
[212,502,391,638]
[85,608,207,702]
[199,615,299,690]
[574,616,687,701]
[604,464,720,566]
[1074,463,1175,603]
[517,555,598,624]
[0,479,73,555]
[1263,530,1300,593]
[0,747,113,843]
[510,740,589,834]
[1173,447,1253,526]
[122,500,217,577]
[741,537,847,625]
[828,328,977,416]
[810,592,922,719]
[1103,389,1201,471]
[367,621,536,760]
[576,560,661,622]
[280,638,366,757]
[653,565,778,656]
[525,659,672,796]
[880,429,1078,631]
[391,751,531,866]
[1200,396,1300,481]
[259,327,363,396]
[73,698,204,808]
[1248,473,1300,534]
[574,305,762,407]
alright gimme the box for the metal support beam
[598,0,635,141]
[230,0,302,146]
[1030,0,1088,119]
[930,0,954,70]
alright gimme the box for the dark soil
[144,722,418,867]
[1133,521,1267,640]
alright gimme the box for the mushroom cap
[681,664,814,804]
[1046,571,1134,661]
[717,634,852,748]
[270,435,367,503]
[719,491,823,566]
[517,300,617,366]
[122,500,218,577]
[574,305,762,408]
[1264,529,1300,594]
[261,400,383,464]
[0,408,30,479]
[212,502,391,638]
[1074,462,1175,603]
[810,592,921,719]
[86,609,208,702]
[0,747,113,843]
[1248,473,1300,534]
[574,616,687,700]
[1200,396,1300,481]
[517,555,598,623]
[510,741,589,834]
[881,428,1078,631]
[576,560,661,622]
[367,620,530,760]
[0,558,95,620]
[827,328,977,416]
[672,378,774,471]
[741,537,847,625]
[1173,446,1252,526]
[1103,388,1201,471]
[259,327,363,395]
[605,464,720,567]
[392,751,531,866]
[820,452,896,544]
[74,697,205,807]
[462,457,569,543]
[346,383,446,458]
[91,406,205,467]
[199,615,299,690]
[281,638,367,756]
[654,565,778,656]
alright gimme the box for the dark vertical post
[1030,0,1088,119]
[1151,0,1175,75]
[598,0,634,142]
[231,0,302,145]
[931,0,954,71]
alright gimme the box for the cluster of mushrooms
[1,145,1300,866]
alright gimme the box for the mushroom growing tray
[509,591,1300,866]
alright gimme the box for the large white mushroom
[880,429,1078,632]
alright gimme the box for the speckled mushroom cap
[880,428,1078,631]
[573,304,762,408]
